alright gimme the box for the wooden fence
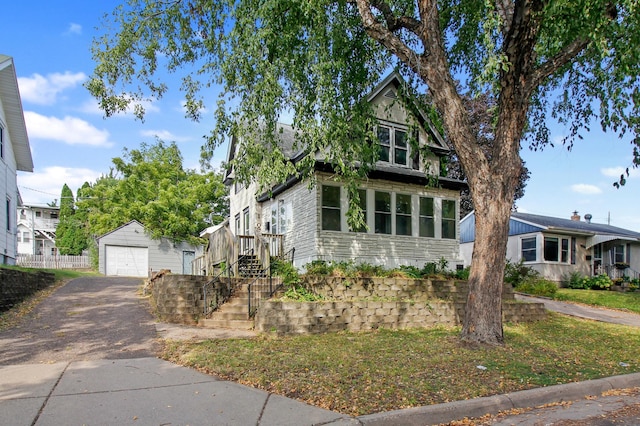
[17,254,91,270]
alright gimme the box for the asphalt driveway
[0,276,160,365]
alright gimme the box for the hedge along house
[97,220,203,277]
[203,73,467,275]
[460,211,640,283]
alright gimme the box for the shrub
[504,259,540,287]
[271,259,301,286]
[563,271,589,289]
[515,278,558,297]
[304,260,332,275]
[454,266,470,280]
[583,274,613,290]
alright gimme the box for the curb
[351,372,640,425]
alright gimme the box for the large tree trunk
[459,177,515,345]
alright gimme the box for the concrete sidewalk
[515,293,640,327]
[2,356,640,425]
[0,357,354,426]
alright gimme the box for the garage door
[105,246,149,277]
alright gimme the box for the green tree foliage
[77,140,228,245]
[88,1,640,344]
[55,184,89,255]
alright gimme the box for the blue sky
[3,1,639,232]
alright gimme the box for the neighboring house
[460,211,640,282]
[204,72,466,273]
[0,55,34,265]
[16,204,59,256]
[97,220,203,277]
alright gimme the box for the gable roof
[0,55,33,172]
[96,220,146,240]
[225,72,463,194]
[460,211,640,246]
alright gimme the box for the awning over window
[585,234,638,249]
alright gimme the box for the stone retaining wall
[0,268,56,312]
[304,276,515,303]
[255,299,546,335]
[149,274,211,324]
[254,277,541,335]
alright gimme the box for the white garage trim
[105,245,149,277]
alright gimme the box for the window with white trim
[243,208,250,234]
[521,237,537,262]
[321,186,341,231]
[612,244,625,264]
[441,199,456,239]
[374,191,391,234]
[350,189,367,233]
[377,124,410,167]
[271,201,291,234]
[543,236,571,263]
[419,197,434,237]
[395,194,412,236]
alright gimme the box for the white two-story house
[0,54,34,265]
[17,204,59,256]
[202,73,466,274]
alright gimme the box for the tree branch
[527,37,590,94]
[495,0,515,35]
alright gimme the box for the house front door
[593,244,602,275]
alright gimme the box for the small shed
[97,220,203,277]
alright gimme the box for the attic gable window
[377,124,410,167]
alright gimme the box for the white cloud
[24,111,113,147]
[17,71,87,105]
[18,167,100,205]
[570,184,602,195]
[140,129,190,143]
[601,166,640,179]
[65,23,82,35]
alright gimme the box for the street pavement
[1,278,639,425]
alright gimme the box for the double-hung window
[419,197,434,237]
[243,208,250,234]
[350,189,367,233]
[521,237,537,262]
[613,244,626,264]
[441,200,456,239]
[396,194,412,236]
[377,124,410,167]
[321,186,341,231]
[374,191,391,234]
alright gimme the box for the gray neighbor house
[460,211,640,282]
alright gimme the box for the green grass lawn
[162,313,640,416]
[554,288,640,314]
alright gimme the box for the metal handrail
[247,247,296,317]
[202,249,254,316]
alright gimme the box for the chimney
[584,213,593,224]
[571,210,581,221]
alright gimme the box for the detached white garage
[97,220,203,277]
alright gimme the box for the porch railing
[600,264,640,281]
